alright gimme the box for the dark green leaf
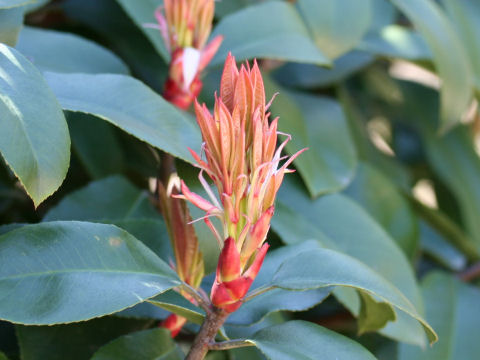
[398,272,480,359]
[249,320,377,360]
[0,351,7,360]
[44,175,157,222]
[16,317,151,360]
[274,51,374,89]
[16,26,129,74]
[113,0,168,62]
[44,71,200,163]
[228,288,330,327]
[297,0,372,59]
[272,248,436,344]
[228,241,332,326]
[389,0,473,131]
[420,221,466,271]
[68,112,125,179]
[344,162,419,258]
[211,1,329,66]
[265,77,357,197]
[0,7,23,46]
[396,82,480,253]
[0,45,70,206]
[91,328,182,360]
[359,25,431,60]
[62,0,167,92]
[0,221,179,325]
[272,177,427,346]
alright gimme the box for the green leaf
[91,328,182,360]
[358,292,396,335]
[389,0,473,131]
[420,221,467,271]
[148,290,205,325]
[113,0,168,62]
[248,320,377,360]
[0,221,179,325]
[62,0,167,92]
[42,176,174,262]
[229,288,330,327]
[273,50,374,89]
[16,26,129,74]
[396,82,480,252]
[0,351,8,360]
[0,0,32,9]
[359,25,431,60]
[441,0,480,92]
[16,317,151,360]
[0,7,23,46]
[228,241,332,326]
[68,112,125,179]
[344,162,419,258]
[0,44,70,206]
[272,176,428,346]
[296,0,372,59]
[272,248,436,344]
[211,1,329,67]
[44,175,157,222]
[398,272,480,359]
[44,71,200,163]
[265,77,357,197]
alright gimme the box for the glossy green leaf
[0,0,32,8]
[91,328,182,360]
[114,0,168,62]
[230,288,331,327]
[44,175,157,222]
[42,175,172,263]
[358,292,396,334]
[0,7,23,46]
[0,221,179,325]
[296,0,372,59]
[389,0,472,131]
[272,177,427,346]
[211,1,329,67]
[272,248,436,344]
[68,112,125,179]
[16,26,129,74]
[442,0,480,91]
[344,162,419,258]
[359,25,431,60]
[248,320,376,360]
[228,241,332,326]
[0,44,70,207]
[44,71,200,163]
[265,78,357,197]
[274,51,374,89]
[398,272,480,359]
[16,317,151,360]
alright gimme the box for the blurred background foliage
[1,0,480,359]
